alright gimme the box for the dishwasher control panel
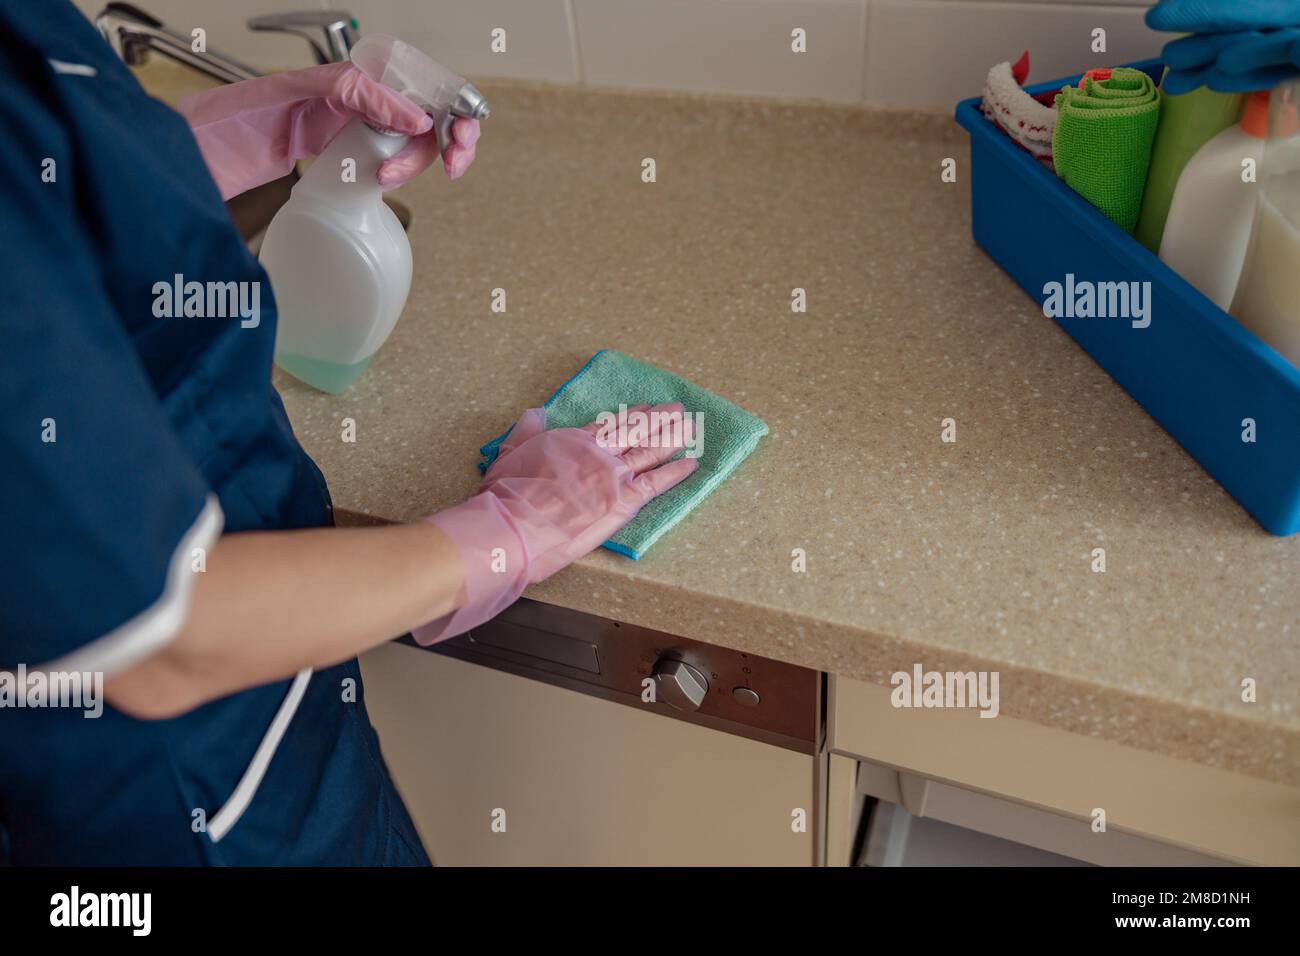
[414,598,821,753]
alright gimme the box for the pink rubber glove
[176,62,481,201]
[414,404,699,645]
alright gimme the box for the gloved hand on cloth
[1147,0,1300,94]
[414,403,699,644]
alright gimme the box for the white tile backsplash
[864,0,1165,110]
[941,0,1150,5]
[353,0,579,83]
[70,0,1173,112]
[574,0,866,103]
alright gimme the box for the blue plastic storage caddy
[955,59,1300,536]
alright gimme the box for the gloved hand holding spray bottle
[257,35,490,393]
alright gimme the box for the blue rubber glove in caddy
[1146,0,1300,94]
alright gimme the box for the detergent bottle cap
[1241,91,1270,138]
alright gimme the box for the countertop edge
[337,511,1296,788]
[527,555,1299,788]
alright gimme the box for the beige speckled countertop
[141,62,1298,786]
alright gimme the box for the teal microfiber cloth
[479,349,769,560]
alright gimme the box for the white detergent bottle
[1231,80,1300,369]
[260,35,489,393]
[1158,91,1268,312]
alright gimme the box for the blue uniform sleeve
[0,52,221,669]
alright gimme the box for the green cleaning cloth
[1052,67,1161,234]
[479,349,769,560]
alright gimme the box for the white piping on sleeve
[48,58,98,77]
[206,667,313,843]
[30,491,313,846]
[42,494,224,678]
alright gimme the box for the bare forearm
[106,522,464,717]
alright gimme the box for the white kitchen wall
[575,0,866,103]
[72,0,1167,111]
[346,0,580,83]
[864,1,1162,109]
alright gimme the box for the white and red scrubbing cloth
[981,51,1058,163]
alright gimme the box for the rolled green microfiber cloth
[479,349,769,560]
[1052,68,1162,233]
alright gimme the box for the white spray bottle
[260,35,490,393]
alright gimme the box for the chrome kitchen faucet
[92,4,413,240]
[95,3,361,81]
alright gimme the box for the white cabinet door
[829,674,1300,866]
[361,642,817,866]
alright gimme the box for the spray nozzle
[350,34,489,151]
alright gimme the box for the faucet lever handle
[247,10,359,64]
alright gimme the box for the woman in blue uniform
[0,1,695,865]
